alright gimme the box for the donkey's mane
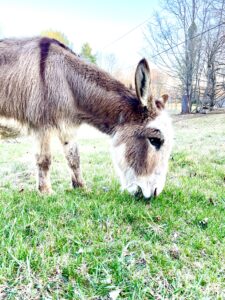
[51,37,142,108]
[48,37,150,130]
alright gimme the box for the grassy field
[0,113,224,299]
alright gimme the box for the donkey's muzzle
[135,186,157,199]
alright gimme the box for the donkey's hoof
[72,179,85,189]
[38,186,54,195]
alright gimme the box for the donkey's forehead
[146,110,172,138]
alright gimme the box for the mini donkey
[0,37,173,198]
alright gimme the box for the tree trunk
[203,60,216,109]
[181,95,190,113]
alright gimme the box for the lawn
[0,113,224,299]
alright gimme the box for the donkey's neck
[76,93,147,135]
[67,58,147,134]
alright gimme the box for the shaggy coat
[1,37,148,132]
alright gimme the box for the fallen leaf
[154,215,161,222]
[109,289,121,300]
[102,276,112,284]
[169,245,180,259]
[172,231,179,241]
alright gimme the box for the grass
[0,113,224,299]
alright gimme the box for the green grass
[0,114,225,299]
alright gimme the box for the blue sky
[0,0,159,70]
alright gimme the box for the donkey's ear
[135,58,151,103]
[155,94,169,110]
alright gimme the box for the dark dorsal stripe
[39,37,76,82]
[39,37,51,82]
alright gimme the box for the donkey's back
[0,37,76,128]
[0,38,39,123]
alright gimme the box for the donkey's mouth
[136,185,157,199]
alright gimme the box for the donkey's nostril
[135,186,143,198]
[154,188,157,197]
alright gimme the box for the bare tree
[104,53,117,74]
[145,0,202,113]
[97,53,119,75]
[151,69,168,98]
[201,0,225,109]
[145,0,225,113]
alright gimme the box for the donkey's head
[111,59,173,198]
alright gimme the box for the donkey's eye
[148,137,164,150]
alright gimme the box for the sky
[0,0,159,71]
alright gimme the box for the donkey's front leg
[59,132,84,188]
[35,130,53,194]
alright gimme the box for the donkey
[0,37,173,198]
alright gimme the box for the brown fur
[0,37,160,133]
